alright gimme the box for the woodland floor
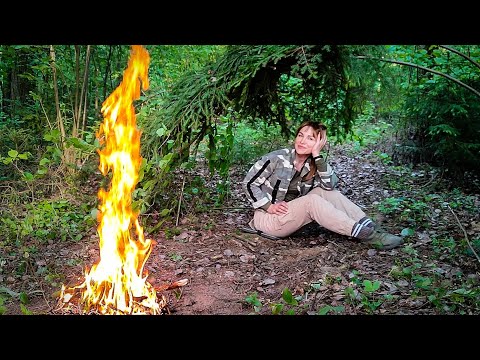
[2,143,480,316]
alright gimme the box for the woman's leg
[309,187,367,222]
[253,192,358,238]
[252,190,402,249]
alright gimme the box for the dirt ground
[2,145,479,316]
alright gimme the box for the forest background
[0,45,479,315]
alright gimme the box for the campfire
[58,45,185,314]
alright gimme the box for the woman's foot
[362,229,403,250]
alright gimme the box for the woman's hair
[295,120,327,180]
[295,120,327,137]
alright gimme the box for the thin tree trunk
[103,46,113,101]
[73,45,80,138]
[49,45,66,148]
[50,45,77,172]
[80,45,91,134]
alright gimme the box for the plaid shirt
[243,148,339,209]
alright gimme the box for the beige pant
[253,187,367,238]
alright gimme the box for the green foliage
[231,120,286,170]
[391,247,480,314]
[374,151,393,165]
[136,46,227,213]
[345,271,385,313]
[245,287,307,315]
[391,45,480,177]
[147,45,226,97]
[374,178,478,232]
[0,286,32,315]
[0,199,94,245]
[0,126,37,180]
[331,100,397,154]
[204,119,234,204]
[164,227,182,239]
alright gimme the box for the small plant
[345,271,384,313]
[173,288,183,300]
[244,292,263,314]
[164,227,182,239]
[169,253,182,262]
[374,151,393,165]
[361,280,383,312]
[270,287,304,315]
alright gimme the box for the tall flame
[60,45,163,314]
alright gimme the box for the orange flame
[61,45,162,314]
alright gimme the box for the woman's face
[294,126,318,155]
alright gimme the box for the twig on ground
[419,169,444,189]
[327,239,349,251]
[448,205,480,264]
[37,286,53,312]
[231,234,257,251]
[175,175,186,227]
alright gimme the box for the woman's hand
[311,129,327,158]
[267,201,289,215]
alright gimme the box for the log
[154,278,189,292]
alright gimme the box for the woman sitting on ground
[242,120,403,250]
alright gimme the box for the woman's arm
[242,154,276,209]
[314,156,339,190]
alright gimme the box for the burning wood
[154,278,189,292]
[58,45,168,315]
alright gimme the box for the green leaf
[7,149,18,158]
[452,288,472,296]
[160,208,171,216]
[0,286,20,297]
[44,129,61,142]
[39,158,50,166]
[318,305,332,315]
[282,287,298,305]
[23,172,34,181]
[67,137,92,151]
[271,303,283,315]
[331,306,345,313]
[20,303,33,315]
[401,228,415,236]
[363,279,380,292]
[19,292,29,304]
